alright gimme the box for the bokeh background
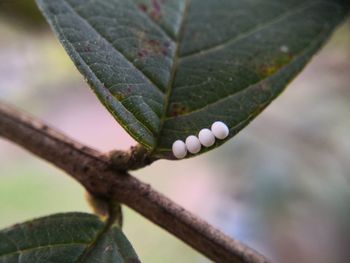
[0,1,349,262]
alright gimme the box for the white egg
[211,121,229,140]
[185,135,202,154]
[198,128,215,147]
[172,140,187,159]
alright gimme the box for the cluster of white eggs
[172,121,229,159]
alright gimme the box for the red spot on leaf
[127,85,133,95]
[170,103,188,117]
[138,3,148,12]
[147,39,161,47]
[152,0,161,13]
[137,49,149,59]
[150,0,162,20]
[138,39,170,59]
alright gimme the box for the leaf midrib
[160,0,339,122]
[153,23,332,154]
[163,27,328,121]
[59,0,193,148]
[147,0,318,148]
[77,213,121,262]
[154,0,191,149]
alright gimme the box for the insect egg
[185,135,202,154]
[211,121,229,140]
[172,140,187,159]
[198,128,215,147]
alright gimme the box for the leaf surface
[36,0,350,159]
[0,213,139,263]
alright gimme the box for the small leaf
[0,213,139,263]
[36,0,349,159]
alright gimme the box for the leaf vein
[180,0,317,59]
[0,242,89,258]
[57,0,159,136]
[165,28,328,120]
[62,0,165,95]
[129,0,177,41]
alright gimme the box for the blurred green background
[0,1,350,262]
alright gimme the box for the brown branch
[0,102,270,263]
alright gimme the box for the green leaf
[0,213,140,263]
[35,0,349,159]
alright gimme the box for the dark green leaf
[35,0,349,159]
[0,213,139,263]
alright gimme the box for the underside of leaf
[36,0,350,159]
[0,213,139,263]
